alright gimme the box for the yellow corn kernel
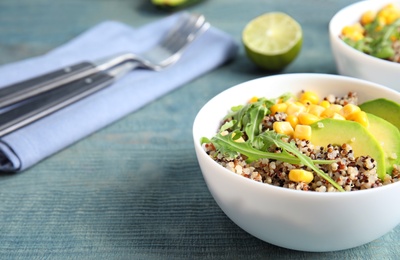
[273,121,294,137]
[234,136,245,143]
[341,25,354,36]
[377,4,400,25]
[331,113,346,120]
[300,91,319,104]
[231,132,245,143]
[289,169,314,184]
[354,22,365,32]
[319,100,331,108]
[293,124,312,140]
[300,99,312,106]
[286,102,306,116]
[339,104,361,119]
[361,10,376,25]
[286,115,299,129]
[384,3,396,9]
[321,104,343,118]
[270,103,288,115]
[249,96,258,103]
[298,112,320,125]
[386,12,400,24]
[321,109,336,118]
[342,23,365,41]
[331,104,344,111]
[353,31,365,41]
[348,111,369,127]
[307,104,325,117]
[378,9,390,19]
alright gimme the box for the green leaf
[200,137,211,144]
[245,105,268,142]
[257,131,345,192]
[373,45,395,59]
[225,93,291,132]
[231,103,251,129]
[210,131,334,166]
[211,132,300,164]
[220,120,236,133]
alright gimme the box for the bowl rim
[193,73,400,198]
[329,0,400,69]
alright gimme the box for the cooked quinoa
[203,91,400,192]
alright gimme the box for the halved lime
[242,12,303,71]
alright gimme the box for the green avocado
[360,98,400,130]
[366,113,400,174]
[310,118,386,180]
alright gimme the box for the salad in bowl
[193,74,400,252]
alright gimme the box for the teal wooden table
[0,0,398,259]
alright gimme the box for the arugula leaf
[257,131,345,192]
[210,131,298,164]
[245,105,268,142]
[200,137,211,144]
[225,93,292,132]
[210,131,334,166]
[220,120,236,133]
[227,103,250,130]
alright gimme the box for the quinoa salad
[201,91,400,192]
[341,3,400,63]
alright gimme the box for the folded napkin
[0,12,238,172]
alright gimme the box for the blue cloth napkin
[0,12,238,172]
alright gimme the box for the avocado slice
[360,98,400,130]
[366,113,400,174]
[310,118,386,179]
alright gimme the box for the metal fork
[0,13,209,137]
[0,12,209,109]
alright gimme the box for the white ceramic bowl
[193,73,400,252]
[329,0,400,92]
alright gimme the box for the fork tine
[96,13,209,71]
[162,15,206,50]
[132,13,208,70]
[160,13,205,47]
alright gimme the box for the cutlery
[0,12,209,109]
[0,13,209,137]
